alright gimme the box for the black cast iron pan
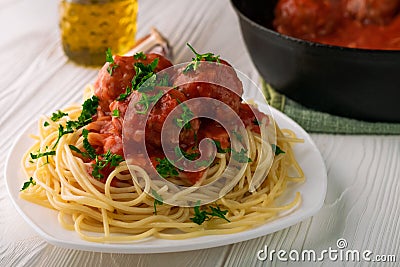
[231,0,400,123]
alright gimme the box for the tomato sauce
[274,0,400,50]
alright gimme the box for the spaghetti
[19,49,305,242]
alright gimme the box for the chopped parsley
[191,204,208,225]
[132,58,159,90]
[156,74,170,88]
[183,43,220,74]
[77,95,99,127]
[195,159,213,168]
[231,148,252,163]
[181,149,199,161]
[43,121,50,127]
[138,74,156,92]
[106,48,118,75]
[271,144,285,155]
[174,146,212,169]
[138,73,170,93]
[134,51,147,60]
[155,157,179,178]
[135,90,163,114]
[232,130,243,142]
[82,129,97,159]
[65,95,99,132]
[69,130,122,179]
[53,124,74,149]
[106,47,113,62]
[174,146,199,161]
[20,177,36,191]
[50,110,68,122]
[174,103,194,130]
[92,150,124,179]
[252,118,260,126]
[190,201,230,225]
[112,109,120,117]
[69,144,88,157]
[68,129,96,159]
[117,86,133,101]
[46,95,120,179]
[213,140,230,153]
[151,189,163,215]
[30,149,56,163]
[208,205,230,222]
[116,58,160,101]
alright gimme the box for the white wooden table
[1,0,399,266]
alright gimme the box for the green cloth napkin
[262,81,400,135]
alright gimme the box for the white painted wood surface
[0,0,399,266]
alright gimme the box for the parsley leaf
[181,148,199,161]
[30,149,56,163]
[209,205,230,222]
[117,86,133,101]
[190,201,230,225]
[65,95,99,133]
[21,177,36,191]
[151,189,163,215]
[106,48,118,75]
[51,110,68,122]
[252,118,260,126]
[137,73,170,93]
[135,90,163,114]
[77,95,99,127]
[69,131,96,160]
[174,147,212,168]
[106,47,113,62]
[231,148,252,163]
[53,124,74,149]
[43,121,50,127]
[175,146,199,161]
[132,58,159,90]
[155,157,179,178]
[183,43,220,74]
[66,120,80,132]
[134,51,147,60]
[157,74,170,88]
[191,204,209,225]
[116,58,160,101]
[213,140,230,153]
[271,144,285,155]
[68,145,89,158]
[195,159,213,168]
[232,130,243,142]
[92,150,124,179]
[82,129,97,159]
[112,109,120,117]
[174,103,194,130]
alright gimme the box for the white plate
[5,106,327,254]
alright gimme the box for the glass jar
[59,0,138,66]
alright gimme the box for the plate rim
[5,106,327,254]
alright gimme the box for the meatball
[173,59,243,114]
[144,89,200,149]
[122,87,200,151]
[94,53,173,112]
[274,0,341,38]
[345,0,400,25]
